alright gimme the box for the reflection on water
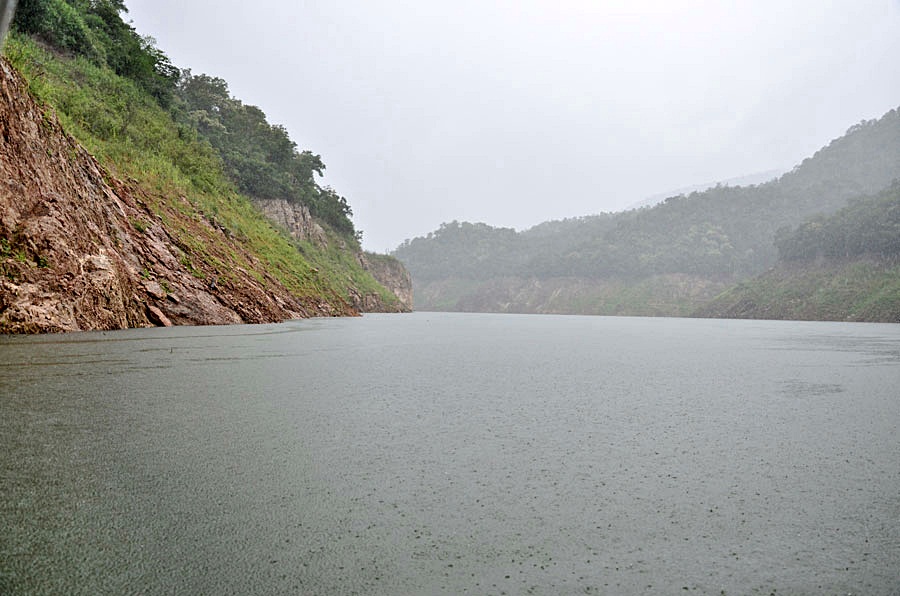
[1,314,899,595]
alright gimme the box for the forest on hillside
[11,0,358,241]
[775,182,900,261]
[3,0,407,329]
[395,108,900,284]
[694,183,900,323]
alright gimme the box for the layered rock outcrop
[254,198,327,247]
[0,58,354,333]
[359,252,413,311]
[252,196,413,313]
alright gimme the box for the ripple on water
[1,314,899,595]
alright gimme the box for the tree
[175,71,358,239]
[13,0,178,105]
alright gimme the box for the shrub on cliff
[174,71,357,239]
[12,0,177,105]
[4,32,399,312]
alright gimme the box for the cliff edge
[359,251,413,312]
[0,57,355,333]
[255,197,412,313]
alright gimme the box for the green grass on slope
[699,259,900,322]
[296,231,400,306]
[3,34,393,307]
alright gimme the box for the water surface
[1,313,899,594]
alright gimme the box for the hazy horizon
[126,0,900,252]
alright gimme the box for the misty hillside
[695,183,900,322]
[627,168,785,210]
[394,107,900,316]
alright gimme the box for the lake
[1,313,899,595]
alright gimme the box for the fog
[126,0,900,252]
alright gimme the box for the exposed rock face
[359,252,413,311]
[252,196,413,313]
[254,198,327,247]
[0,58,353,333]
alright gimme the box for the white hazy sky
[126,0,900,252]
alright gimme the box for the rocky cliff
[359,252,413,311]
[0,57,355,333]
[254,198,328,247]
[253,197,412,313]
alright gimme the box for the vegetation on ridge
[174,72,356,238]
[775,182,900,262]
[697,184,900,322]
[3,0,401,312]
[12,0,178,105]
[395,108,900,318]
[397,108,900,284]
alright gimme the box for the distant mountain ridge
[394,107,900,320]
[627,168,785,210]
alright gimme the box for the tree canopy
[776,183,900,261]
[11,0,359,241]
[12,0,178,105]
[175,71,355,238]
[395,107,900,283]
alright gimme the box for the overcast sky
[126,0,900,252]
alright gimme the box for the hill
[394,107,900,317]
[1,1,409,332]
[695,184,900,322]
[625,168,784,210]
